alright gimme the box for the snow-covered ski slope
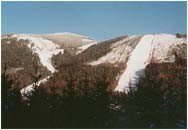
[115,34,186,92]
[12,34,64,73]
[11,34,64,96]
[115,35,154,92]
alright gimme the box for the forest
[1,53,186,128]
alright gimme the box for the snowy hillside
[6,33,97,73]
[2,33,97,96]
[151,34,186,62]
[76,42,98,54]
[89,35,142,65]
[11,34,65,73]
[2,33,186,95]
[115,35,154,92]
[115,34,186,92]
[86,33,186,92]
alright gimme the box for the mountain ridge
[1,32,187,95]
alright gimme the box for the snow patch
[20,76,50,96]
[152,34,186,62]
[82,38,94,42]
[76,41,98,54]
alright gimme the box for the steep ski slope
[115,34,186,92]
[12,34,64,73]
[115,35,154,92]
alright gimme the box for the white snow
[47,32,88,38]
[6,41,11,44]
[76,41,98,54]
[20,76,50,96]
[89,35,140,65]
[152,34,186,62]
[12,34,64,73]
[115,34,186,92]
[82,38,94,42]
[115,35,154,92]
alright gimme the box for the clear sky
[2,1,187,40]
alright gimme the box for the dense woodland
[2,54,186,128]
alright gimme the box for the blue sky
[2,2,187,40]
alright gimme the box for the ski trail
[115,35,154,92]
